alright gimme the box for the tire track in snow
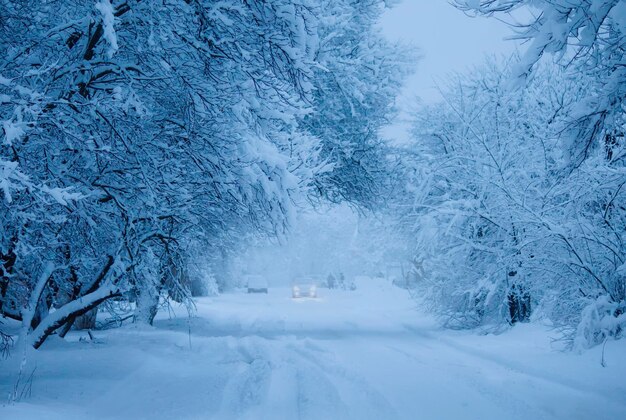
[213,333,399,420]
[288,339,400,420]
[214,338,274,419]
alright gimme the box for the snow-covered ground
[1,278,625,420]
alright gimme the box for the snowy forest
[1,1,625,419]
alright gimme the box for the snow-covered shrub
[574,296,626,351]
[203,273,220,298]
[187,260,219,298]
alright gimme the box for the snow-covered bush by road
[574,295,626,351]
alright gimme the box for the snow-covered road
[2,279,625,419]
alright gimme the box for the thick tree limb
[30,284,121,349]
[59,255,115,338]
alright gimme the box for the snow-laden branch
[29,283,121,349]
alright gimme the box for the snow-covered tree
[302,0,413,209]
[1,0,411,348]
[0,0,319,346]
[395,58,625,346]
[455,0,626,167]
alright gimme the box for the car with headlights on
[291,280,317,298]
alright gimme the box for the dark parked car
[245,275,268,293]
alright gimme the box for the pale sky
[379,0,523,142]
[380,0,521,104]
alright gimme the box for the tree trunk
[0,245,17,315]
[59,255,114,338]
[508,282,531,324]
[30,285,120,349]
[74,308,98,330]
[134,285,159,325]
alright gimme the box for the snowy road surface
[2,278,625,419]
